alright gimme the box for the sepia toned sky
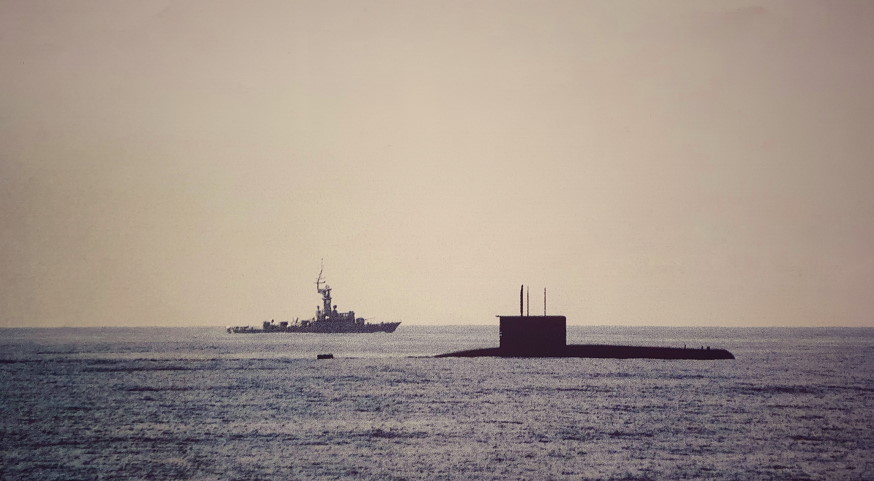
[2,1,872,327]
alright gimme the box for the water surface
[1,326,872,480]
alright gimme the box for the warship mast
[315,261,333,321]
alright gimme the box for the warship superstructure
[227,267,400,334]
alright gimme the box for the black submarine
[436,286,734,360]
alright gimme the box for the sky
[1,0,872,328]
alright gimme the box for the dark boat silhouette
[227,266,400,334]
[437,285,734,360]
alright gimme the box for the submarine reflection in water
[436,286,734,360]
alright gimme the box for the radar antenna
[314,259,332,319]
[315,259,325,291]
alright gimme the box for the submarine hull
[436,344,734,360]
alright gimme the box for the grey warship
[227,268,400,334]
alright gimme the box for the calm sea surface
[1,326,872,480]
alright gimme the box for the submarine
[436,286,734,360]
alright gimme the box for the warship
[227,267,400,334]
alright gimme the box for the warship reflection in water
[227,268,400,334]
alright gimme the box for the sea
[1,325,872,481]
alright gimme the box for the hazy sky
[2,1,872,327]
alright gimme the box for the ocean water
[1,325,872,481]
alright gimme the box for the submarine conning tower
[499,315,567,355]
[498,284,566,355]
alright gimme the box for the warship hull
[228,321,400,334]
